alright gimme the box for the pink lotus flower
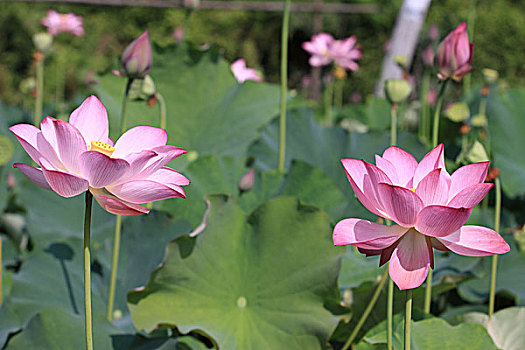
[436,22,474,81]
[10,96,189,216]
[330,36,362,71]
[121,31,153,79]
[302,33,335,67]
[333,145,509,290]
[41,10,84,37]
[230,59,262,83]
[303,33,362,71]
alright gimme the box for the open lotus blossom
[436,22,474,82]
[10,95,189,215]
[230,59,262,83]
[41,10,84,37]
[333,145,509,290]
[302,33,362,71]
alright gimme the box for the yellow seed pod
[90,141,115,157]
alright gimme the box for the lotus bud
[384,79,412,105]
[428,24,439,41]
[121,30,153,79]
[33,32,53,54]
[394,55,408,71]
[482,68,499,85]
[436,22,474,81]
[238,169,255,192]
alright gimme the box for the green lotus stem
[84,191,94,350]
[404,289,413,350]
[334,79,344,109]
[107,79,133,321]
[463,0,477,95]
[342,268,388,350]
[387,276,393,350]
[157,92,167,130]
[390,103,398,146]
[0,236,2,305]
[424,268,433,313]
[324,82,334,125]
[34,58,44,127]
[419,71,430,142]
[488,177,501,316]
[431,79,448,148]
[107,215,122,321]
[277,0,291,173]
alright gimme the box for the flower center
[90,141,115,157]
[409,188,416,193]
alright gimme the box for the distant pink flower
[172,26,185,44]
[303,33,361,71]
[230,59,262,83]
[422,45,434,67]
[41,10,84,37]
[302,33,335,67]
[436,22,474,82]
[333,145,509,290]
[428,24,439,42]
[330,36,362,71]
[10,96,188,215]
[121,31,153,79]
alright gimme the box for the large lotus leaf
[94,43,281,158]
[112,334,209,350]
[355,315,496,349]
[486,87,525,197]
[96,211,191,331]
[7,309,122,350]
[0,238,107,347]
[0,204,189,343]
[129,195,345,350]
[461,307,525,350]
[248,108,427,196]
[458,238,525,305]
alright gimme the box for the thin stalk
[424,268,433,314]
[342,269,388,350]
[34,57,44,127]
[390,104,398,146]
[488,177,501,316]
[431,79,449,148]
[277,0,291,173]
[404,289,413,350]
[419,71,431,142]
[107,79,132,321]
[324,82,334,125]
[334,79,344,109]
[157,92,167,130]
[463,0,477,95]
[84,191,94,350]
[0,237,2,305]
[387,277,393,350]
[106,215,122,321]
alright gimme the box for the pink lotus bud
[238,169,255,192]
[422,45,434,67]
[173,26,185,44]
[121,30,153,79]
[7,173,16,189]
[428,24,439,42]
[435,22,474,82]
[427,89,437,106]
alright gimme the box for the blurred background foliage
[1,0,525,106]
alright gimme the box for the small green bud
[482,68,499,85]
[446,102,470,122]
[32,32,53,54]
[384,79,412,104]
